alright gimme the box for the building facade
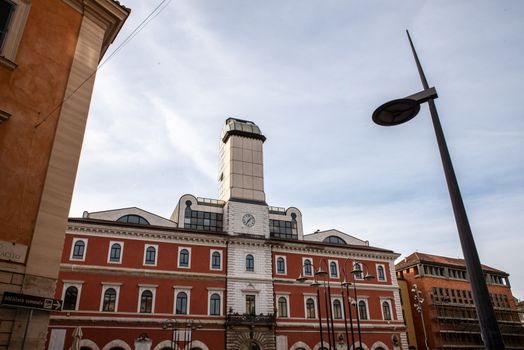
[47,119,407,350]
[396,252,524,350]
[0,1,129,348]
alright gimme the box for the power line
[35,0,173,129]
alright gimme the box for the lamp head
[364,273,375,280]
[310,281,321,288]
[296,273,308,283]
[341,279,351,287]
[315,267,328,277]
[372,98,420,126]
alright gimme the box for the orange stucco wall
[0,0,82,246]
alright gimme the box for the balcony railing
[226,313,276,327]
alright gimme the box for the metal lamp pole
[371,30,505,349]
[297,265,325,350]
[412,284,430,350]
[341,258,356,349]
[316,260,337,349]
[351,262,375,350]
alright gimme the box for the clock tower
[219,118,270,237]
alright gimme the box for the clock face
[242,213,255,227]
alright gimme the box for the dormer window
[117,214,150,225]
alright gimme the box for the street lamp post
[297,260,336,350]
[351,262,375,350]
[371,30,505,349]
[412,284,430,350]
[341,259,356,349]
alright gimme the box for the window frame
[174,288,191,315]
[61,282,83,311]
[0,0,30,66]
[143,244,158,266]
[332,298,343,319]
[376,264,387,282]
[208,290,223,316]
[329,259,339,278]
[107,241,124,264]
[302,257,313,276]
[177,247,191,269]
[100,284,121,312]
[70,238,88,261]
[245,254,255,272]
[357,299,369,320]
[137,286,157,314]
[304,296,317,319]
[381,299,393,320]
[245,294,256,315]
[276,295,290,318]
[210,249,222,271]
[275,255,287,275]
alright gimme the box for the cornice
[63,0,130,58]
[67,222,228,246]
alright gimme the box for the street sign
[1,292,62,311]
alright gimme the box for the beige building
[0,0,129,348]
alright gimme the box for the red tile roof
[396,252,507,275]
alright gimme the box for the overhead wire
[34,0,173,128]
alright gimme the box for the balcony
[226,313,276,327]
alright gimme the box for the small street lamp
[372,30,505,349]
[411,284,429,350]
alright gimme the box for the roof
[396,252,507,275]
[221,118,266,143]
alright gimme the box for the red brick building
[396,252,524,350]
[46,118,407,350]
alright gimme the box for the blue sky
[70,1,524,298]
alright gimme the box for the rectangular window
[246,295,255,315]
[0,0,30,65]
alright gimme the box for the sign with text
[1,292,62,311]
[0,240,27,263]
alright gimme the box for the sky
[70,1,524,298]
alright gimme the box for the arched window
[353,262,363,280]
[246,254,254,272]
[211,251,221,269]
[358,300,368,320]
[377,265,386,281]
[109,243,121,262]
[333,299,342,319]
[306,298,316,318]
[277,257,285,274]
[179,249,189,267]
[176,292,187,314]
[330,261,338,277]
[102,288,117,311]
[72,240,85,259]
[140,290,153,313]
[304,259,312,276]
[117,214,149,225]
[63,286,78,310]
[382,301,392,320]
[278,297,288,317]
[323,235,346,245]
[209,293,220,315]
[145,246,156,265]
